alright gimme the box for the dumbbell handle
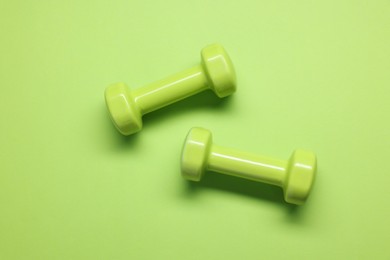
[133,65,208,115]
[208,145,287,187]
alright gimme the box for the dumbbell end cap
[201,44,236,98]
[181,127,213,181]
[284,150,317,205]
[105,82,142,136]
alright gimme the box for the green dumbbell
[181,127,317,205]
[105,44,236,135]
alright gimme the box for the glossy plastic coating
[181,127,317,205]
[105,44,236,135]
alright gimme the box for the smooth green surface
[181,127,316,205]
[105,44,236,135]
[1,0,389,259]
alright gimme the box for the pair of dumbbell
[105,44,317,205]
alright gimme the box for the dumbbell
[105,44,236,136]
[181,127,317,205]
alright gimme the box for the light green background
[1,1,389,259]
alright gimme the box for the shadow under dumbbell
[184,170,300,212]
[185,171,284,203]
[142,89,234,128]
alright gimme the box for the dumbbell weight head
[284,150,317,205]
[201,44,236,98]
[104,82,142,135]
[181,127,213,181]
